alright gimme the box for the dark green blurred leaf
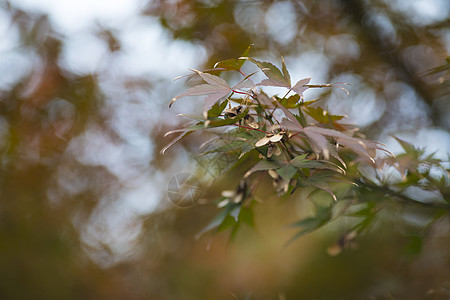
[197,202,241,237]
[218,214,238,232]
[402,235,423,257]
[276,164,297,182]
[287,202,333,244]
[244,160,280,178]
[238,204,254,228]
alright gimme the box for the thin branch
[234,123,269,134]
[354,179,450,210]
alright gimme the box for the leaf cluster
[165,48,450,249]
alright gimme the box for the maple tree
[166,48,450,250]
[1,0,449,298]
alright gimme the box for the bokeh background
[0,0,449,299]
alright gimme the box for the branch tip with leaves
[165,49,450,247]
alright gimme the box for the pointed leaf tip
[189,68,201,74]
[292,78,311,95]
[281,56,291,84]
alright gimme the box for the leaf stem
[253,93,275,126]
[234,124,270,134]
[290,131,302,137]
[232,90,252,96]
[281,89,291,100]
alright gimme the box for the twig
[354,179,450,210]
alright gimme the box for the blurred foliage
[0,0,449,299]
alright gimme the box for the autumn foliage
[166,49,450,248]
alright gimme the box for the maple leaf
[241,57,291,88]
[241,57,311,96]
[214,45,252,71]
[278,109,386,166]
[291,78,311,95]
[303,126,388,164]
[169,69,254,112]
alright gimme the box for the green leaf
[196,202,241,238]
[290,156,324,168]
[348,202,376,217]
[221,149,262,179]
[302,106,345,124]
[206,107,249,128]
[214,45,251,71]
[200,132,255,156]
[276,164,297,182]
[289,156,344,173]
[163,110,253,155]
[242,57,291,88]
[398,172,421,187]
[229,202,256,242]
[244,160,281,177]
[277,94,300,109]
[296,106,307,128]
[348,202,377,233]
[288,153,308,165]
[214,59,245,72]
[287,202,333,244]
[353,215,376,233]
[199,143,241,155]
[208,100,229,118]
[228,97,249,105]
[230,130,263,154]
[393,136,417,154]
[217,214,237,231]
[238,205,255,227]
[299,99,321,107]
[306,179,338,202]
